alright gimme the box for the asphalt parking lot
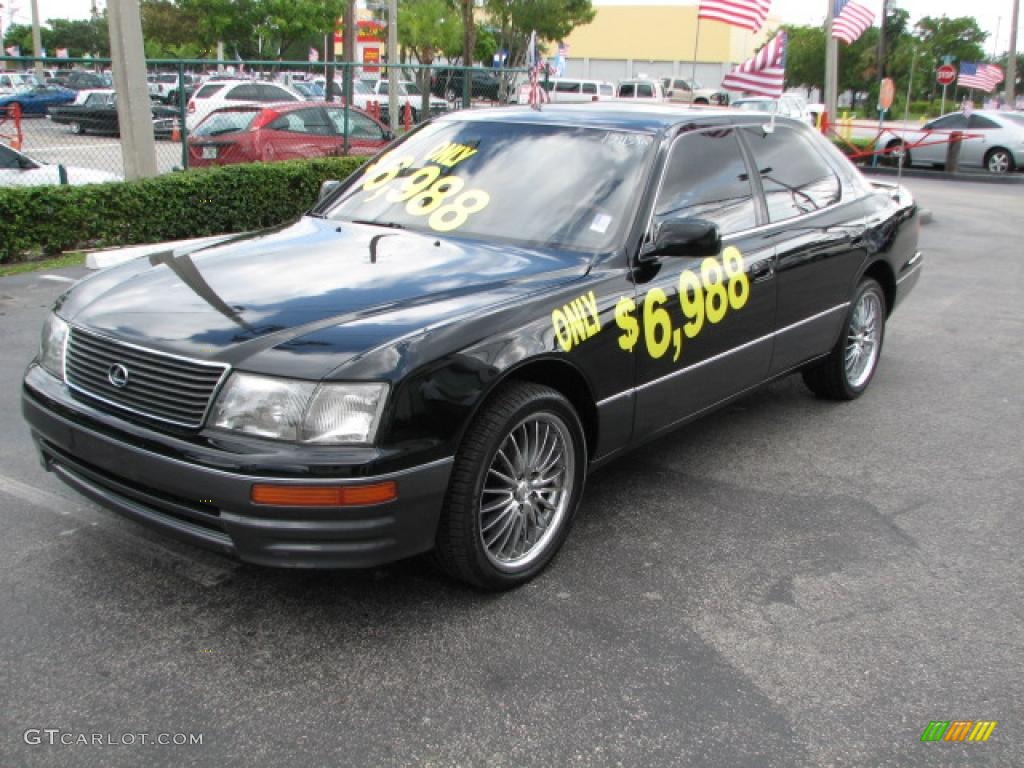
[1,176,1022,767]
[15,116,183,177]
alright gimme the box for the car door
[917,113,967,166]
[325,108,387,156]
[262,108,337,161]
[632,125,777,438]
[737,124,865,375]
[963,113,1001,167]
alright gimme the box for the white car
[613,79,666,102]
[0,142,121,187]
[516,77,615,104]
[369,80,448,121]
[731,95,815,126]
[876,109,1024,174]
[185,79,306,130]
[0,72,37,97]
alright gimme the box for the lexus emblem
[107,363,129,389]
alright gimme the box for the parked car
[0,72,38,97]
[876,109,1024,173]
[731,94,815,125]
[148,72,200,104]
[52,70,111,91]
[516,77,615,104]
[1,142,121,186]
[430,68,503,103]
[187,102,391,166]
[369,80,449,122]
[48,90,178,138]
[22,104,921,590]
[660,77,729,105]
[0,84,76,115]
[186,79,306,130]
[614,78,666,101]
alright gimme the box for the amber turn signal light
[250,481,397,507]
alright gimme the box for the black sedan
[48,90,178,138]
[22,104,921,589]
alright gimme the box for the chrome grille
[65,327,228,428]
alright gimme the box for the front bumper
[22,366,452,569]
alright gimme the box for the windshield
[1000,113,1024,128]
[325,120,654,251]
[193,109,259,136]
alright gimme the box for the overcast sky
[8,0,1022,56]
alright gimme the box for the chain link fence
[1,56,528,184]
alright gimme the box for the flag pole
[824,0,838,125]
[691,13,702,83]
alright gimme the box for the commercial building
[560,0,778,87]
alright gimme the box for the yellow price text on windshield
[359,143,490,232]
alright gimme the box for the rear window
[195,83,225,99]
[193,109,259,136]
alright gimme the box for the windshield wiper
[349,219,407,230]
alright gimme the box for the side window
[927,113,968,131]
[258,85,297,102]
[582,83,597,95]
[195,83,224,99]
[268,109,331,135]
[967,114,998,129]
[654,128,757,235]
[637,83,653,98]
[226,84,259,101]
[600,84,614,96]
[555,81,579,93]
[742,126,841,222]
[618,83,635,98]
[326,109,384,139]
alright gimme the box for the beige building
[560,0,777,87]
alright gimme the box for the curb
[859,166,1024,185]
[85,234,239,270]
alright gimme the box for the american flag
[831,0,874,45]
[698,0,773,33]
[957,62,1004,92]
[526,30,549,109]
[720,30,787,98]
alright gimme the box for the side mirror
[318,179,341,203]
[646,218,721,259]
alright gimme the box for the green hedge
[0,156,369,263]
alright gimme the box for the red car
[187,102,392,167]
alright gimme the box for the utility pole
[107,0,157,179]
[1008,0,1019,106]
[387,0,398,128]
[824,0,838,124]
[877,0,888,79]
[30,0,42,79]
[342,0,355,105]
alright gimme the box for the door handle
[750,258,774,282]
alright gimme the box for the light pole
[1008,0,1019,106]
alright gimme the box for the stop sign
[936,65,956,86]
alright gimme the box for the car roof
[441,102,757,132]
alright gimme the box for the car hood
[58,217,592,380]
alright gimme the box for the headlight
[210,373,388,445]
[39,314,69,380]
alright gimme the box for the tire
[802,277,886,400]
[433,382,587,590]
[69,121,84,135]
[985,148,1014,174]
[885,140,910,168]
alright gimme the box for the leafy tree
[399,0,462,113]
[484,0,595,68]
[781,25,825,90]
[913,16,987,101]
[49,17,110,57]
[141,0,202,55]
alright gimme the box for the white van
[614,79,666,102]
[516,78,614,104]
